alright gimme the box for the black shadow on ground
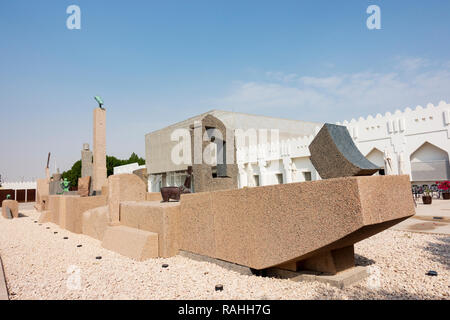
[422,236,450,270]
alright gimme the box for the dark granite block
[309,123,379,179]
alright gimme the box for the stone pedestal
[102,226,159,261]
[93,108,107,192]
[120,201,181,258]
[107,174,146,225]
[2,200,19,219]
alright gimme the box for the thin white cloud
[396,57,430,71]
[213,59,450,122]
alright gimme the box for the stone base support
[102,226,159,261]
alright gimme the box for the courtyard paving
[392,199,450,235]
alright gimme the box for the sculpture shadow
[354,254,375,267]
[311,285,445,300]
[422,235,450,270]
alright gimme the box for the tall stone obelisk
[93,107,107,193]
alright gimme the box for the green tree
[106,155,124,177]
[62,153,145,187]
[61,160,81,188]
[128,152,145,165]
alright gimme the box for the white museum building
[236,101,450,188]
[144,101,450,191]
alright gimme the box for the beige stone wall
[45,194,107,234]
[102,226,159,261]
[82,206,109,240]
[35,178,49,211]
[61,196,107,234]
[47,195,63,225]
[146,192,162,201]
[108,174,147,225]
[120,201,180,257]
[1,200,19,218]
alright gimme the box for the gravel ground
[0,207,448,300]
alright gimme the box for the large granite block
[108,174,146,225]
[309,123,379,179]
[77,176,91,197]
[102,225,159,261]
[82,206,109,240]
[45,194,107,233]
[179,175,415,272]
[179,192,215,257]
[60,195,107,233]
[35,178,49,211]
[47,195,64,225]
[120,201,180,258]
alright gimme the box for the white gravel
[0,207,448,300]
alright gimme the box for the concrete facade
[145,110,321,192]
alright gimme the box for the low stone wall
[35,179,49,211]
[61,196,107,234]
[38,173,415,273]
[120,201,180,257]
[102,226,159,261]
[82,206,109,240]
[146,192,162,202]
[108,174,147,225]
[45,195,107,233]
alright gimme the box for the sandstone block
[120,201,180,257]
[180,175,415,272]
[77,176,91,197]
[146,192,162,202]
[2,200,19,219]
[107,174,146,225]
[102,225,159,261]
[82,206,109,240]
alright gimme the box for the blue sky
[1,0,450,181]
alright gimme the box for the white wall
[113,163,145,175]
[410,142,449,162]
[337,100,450,183]
[236,100,450,187]
[1,181,36,190]
[146,101,450,189]
[366,148,385,168]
